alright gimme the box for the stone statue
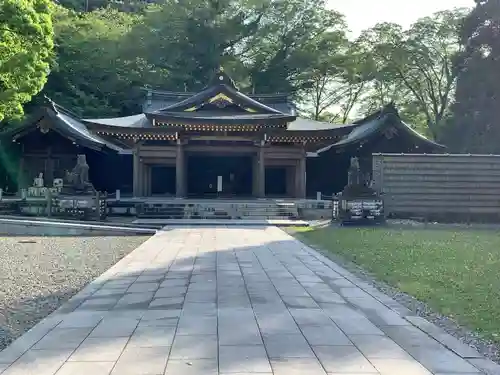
[62,154,95,194]
[34,173,44,188]
[347,157,362,186]
[343,156,375,197]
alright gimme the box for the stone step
[136,201,299,220]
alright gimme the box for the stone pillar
[176,140,186,197]
[295,155,306,198]
[257,142,265,198]
[133,142,141,197]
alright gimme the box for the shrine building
[2,69,444,198]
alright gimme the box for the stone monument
[338,157,384,225]
[342,157,376,197]
[34,173,44,188]
[62,154,95,194]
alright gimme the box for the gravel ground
[288,225,500,365]
[0,235,149,351]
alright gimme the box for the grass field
[295,226,500,342]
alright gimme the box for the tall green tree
[299,38,375,122]
[357,9,468,136]
[56,0,154,12]
[122,0,266,92]
[444,0,500,153]
[0,0,54,122]
[244,0,346,95]
[41,6,141,117]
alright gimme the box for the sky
[327,0,475,37]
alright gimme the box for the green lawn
[295,226,500,341]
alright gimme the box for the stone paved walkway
[0,226,498,375]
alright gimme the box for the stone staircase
[136,200,299,220]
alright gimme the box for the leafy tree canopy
[355,8,468,136]
[443,0,500,152]
[0,0,54,122]
[55,0,155,12]
[3,0,472,144]
[41,6,141,117]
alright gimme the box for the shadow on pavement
[0,226,487,375]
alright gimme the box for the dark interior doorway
[187,155,252,197]
[87,152,133,194]
[151,165,176,195]
[265,167,287,197]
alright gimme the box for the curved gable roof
[313,104,445,155]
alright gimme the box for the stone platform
[132,218,309,227]
[0,226,496,375]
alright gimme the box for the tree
[0,0,54,122]
[356,9,468,137]
[355,23,404,116]
[299,39,375,122]
[41,6,141,117]
[56,0,155,12]
[297,32,350,121]
[443,0,500,153]
[244,0,346,95]
[120,0,266,93]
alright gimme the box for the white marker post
[217,176,223,194]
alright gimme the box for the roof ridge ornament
[209,66,237,89]
[384,101,399,116]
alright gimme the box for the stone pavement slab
[0,226,494,374]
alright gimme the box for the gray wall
[372,153,500,221]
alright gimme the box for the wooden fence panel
[372,153,500,221]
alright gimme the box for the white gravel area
[0,235,149,350]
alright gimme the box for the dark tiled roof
[83,114,152,128]
[313,104,445,155]
[143,88,297,115]
[6,101,129,153]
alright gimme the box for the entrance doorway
[187,155,252,197]
[265,167,287,196]
[151,166,176,195]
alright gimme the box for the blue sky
[327,0,474,36]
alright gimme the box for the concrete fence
[372,153,500,222]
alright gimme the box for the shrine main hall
[5,69,443,198]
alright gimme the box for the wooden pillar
[17,156,25,191]
[286,166,295,197]
[252,155,258,197]
[45,147,54,187]
[147,165,152,196]
[257,141,265,198]
[133,142,141,197]
[176,140,186,197]
[143,164,151,197]
[295,154,306,198]
[139,160,146,197]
